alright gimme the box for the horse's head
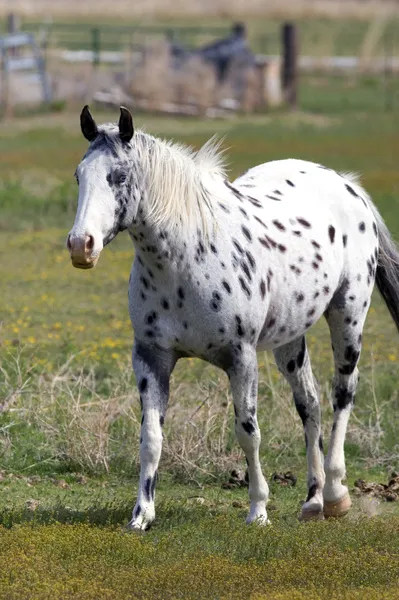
[67,106,138,269]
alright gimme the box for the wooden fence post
[7,13,20,34]
[282,23,298,110]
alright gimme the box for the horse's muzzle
[67,233,101,269]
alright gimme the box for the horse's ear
[80,105,98,142]
[118,106,134,143]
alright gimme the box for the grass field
[1,106,399,598]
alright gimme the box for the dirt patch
[222,470,298,489]
[271,471,297,487]
[353,472,399,502]
[222,469,249,489]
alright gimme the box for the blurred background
[0,0,399,115]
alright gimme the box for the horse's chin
[71,257,99,269]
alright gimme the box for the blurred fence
[0,17,398,113]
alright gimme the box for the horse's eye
[116,172,127,185]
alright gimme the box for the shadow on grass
[0,497,224,529]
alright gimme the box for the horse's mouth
[71,259,97,269]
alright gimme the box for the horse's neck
[129,213,187,274]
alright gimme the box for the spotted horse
[67,106,399,529]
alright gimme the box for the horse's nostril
[66,235,72,252]
[85,235,94,252]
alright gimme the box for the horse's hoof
[125,519,152,533]
[299,507,324,522]
[246,513,270,526]
[323,493,352,518]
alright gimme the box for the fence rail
[19,22,232,58]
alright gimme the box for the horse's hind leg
[323,289,369,518]
[227,344,269,524]
[274,337,325,520]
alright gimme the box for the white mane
[99,124,228,236]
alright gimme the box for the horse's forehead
[79,146,116,172]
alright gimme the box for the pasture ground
[1,106,399,598]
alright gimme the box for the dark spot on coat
[146,311,157,325]
[140,276,150,289]
[241,225,252,241]
[287,359,296,373]
[286,179,295,187]
[144,477,152,501]
[297,338,306,368]
[297,218,311,228]
[139,377,148,393]
[254,215,268,229]
[260,279,266,299]
[238,277,251,298]
[290,265,301,275]
[338,345,360,375]
[345,183,358,198]
[150,472,157,499]
[258,237,270,250]
[294,393,308,425]
[359,222,366,232]
[222,280,232,294]
[241,420,255,435]
[328,225,335,243]
[306,482,318,502]
[265,235,277,249]
[272,220,286,231]
[219,203,230,213]
[235,316,245,337]
[210,291,222,312]
[232,239,244,255]
[267,269,273,291]
[342,234,348,247]
[245,251,256,271]
[241,260,252,281]
[334,385,354,410]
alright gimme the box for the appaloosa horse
[67,106,399,530]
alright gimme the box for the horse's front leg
[128,341,177,531]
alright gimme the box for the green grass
[1,107,399,598]
[1,517,399,599]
